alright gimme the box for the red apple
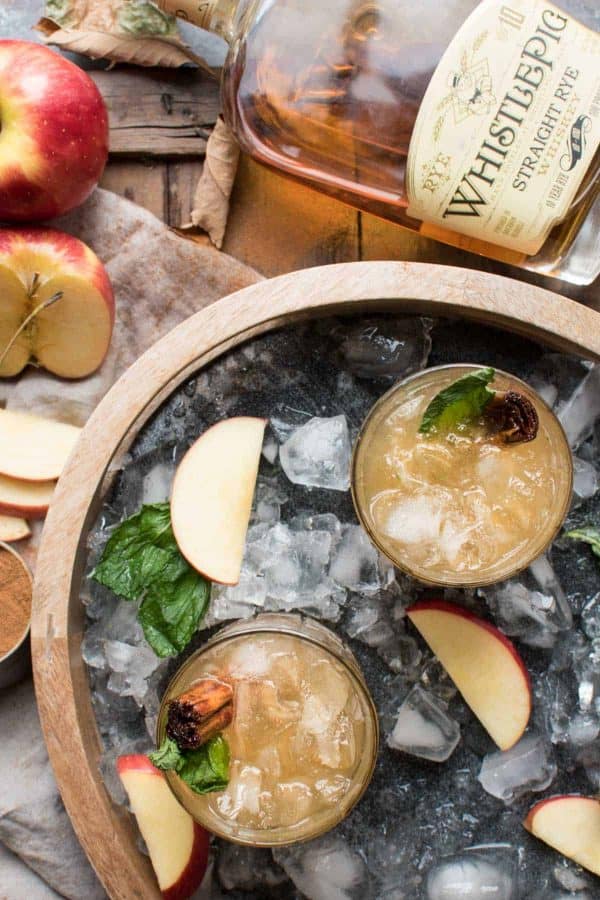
[0,40,108,222]
[0,473,54,519]
[0,514,30,541]
[0,228,114,378]
[524,795,600,876]
[407,600,531,750]
[171,417,267,585]
[117,755,210,900]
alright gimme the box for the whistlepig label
[406,0,600,255]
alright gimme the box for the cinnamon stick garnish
[486,390,539,444]
[167,677,234,750]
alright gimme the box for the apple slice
[0,514,30,542]
[524,795,600,876]
[117,755,210,900]
[171,417,267,585]
[0,409,80,482]
[0,474,54,519]
[0,228,114,379]
[407,600,531,750]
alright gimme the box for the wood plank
[166,160,204,225]
[100,160,168,221]
[222,156,360,276]
[91,69,219,157]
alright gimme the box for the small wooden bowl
[31,262,600,898]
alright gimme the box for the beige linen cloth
[0,188,261,899]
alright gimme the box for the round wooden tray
[31,262,600,898]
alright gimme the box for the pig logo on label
[446,58,496,123]
[560,115,592,172]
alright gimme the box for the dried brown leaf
[184,116,240,249]
[36,16,215,73]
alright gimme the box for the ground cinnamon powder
[0,546,32,658]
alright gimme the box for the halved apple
[171,417,267,585]
[524,795,600,876]
[0,228,114,379]
[407,600,531,750]
[0,514,30,541]
[0,474,54,519]
[0,409,80,482]
[117,755,210,899]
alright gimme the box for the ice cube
[261,435,279,465]
[387,685,460,762]
[280,415,351,491]
[314,775,351,804]
[274,781,315,826]
[567,712,600,747]
[302,662,349,734]
[227,640,271,678]
[426,844,517,900]
[81,626,106,670]
[553,859,591,893]
[216,844,288,891]
[478,733,556,803]
[581,593,600,640]
[330,526,392,594]
[380,492,444,544]
[104,640,161,706]
[274,835,369,900]
[528,353,591,411]
[141,462,172,504]
[334,316,432,380]
[217,763,262,820]
[378,632,423,675]
[558,364,600,449]
[250,477,286,525]
[572,456,600,507]
[484,555,571,647]
[420,657,457,702]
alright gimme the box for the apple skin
[407,599,532,691]
[0,473,54,519]
[117,755,210,900]
[524,794,600,876]
[0,40,108,223]
[0,227,114,378]
[171,416,267,586]
[407,599,532,750]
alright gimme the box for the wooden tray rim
[31,261,600,899]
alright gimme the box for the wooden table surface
[6,1,600,312]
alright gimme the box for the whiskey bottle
[157,0,600,285]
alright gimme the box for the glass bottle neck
[155,0,239,44]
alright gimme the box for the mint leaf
[139,571,210,657]
[419,367,495,434]
[149,737,184,772]
[177,735,230,795]
[565,526,600,559]
[91,503,176,600]
[91,503,210,657]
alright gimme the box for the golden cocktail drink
[157,614,378,846]
[352,365,572,587]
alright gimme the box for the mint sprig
[91,503,210,657]
[419,367,495,434]
[150,734,230,794]
[565,526,600,559]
